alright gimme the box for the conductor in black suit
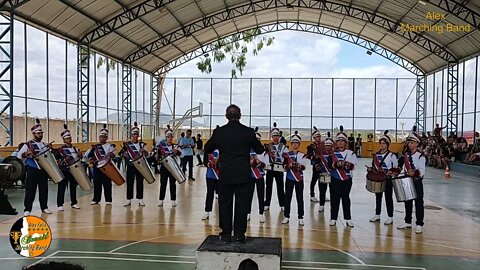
[205,104,264,243]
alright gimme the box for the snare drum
[365,170,387,193]
[392,177,417,202]
[318,173,331,183]
[269,163,286,173]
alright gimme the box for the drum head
[97,157,109,168]
[2,156,26,181]
[366,170,387,182]
[33,147,50,158]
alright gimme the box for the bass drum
[131,155,156,184]
[160,155,186,184]
[67,158,92,191]
[97,157,125,186]
[34,148,64,183]
[1,156,26,182]
[0,163,12,186]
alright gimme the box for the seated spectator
[465,136,480,164]
[454,137,468,161]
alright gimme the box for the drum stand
[0,187,17,215]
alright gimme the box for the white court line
[283,260,426,270]
[106,230,366,265]
[57,250,195,259]
[36,256,195,264]
[4,219,473,255]
[1,257,47,260]
[27,251,60,267]
[283,267,355,270]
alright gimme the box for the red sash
[124,141,141,160]
[319,154,331,173]
[331,151,349,181]
[403,152,412,172]
[208,153,220,179]
[94,145,106,161]
[283,152,303,182]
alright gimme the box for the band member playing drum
[329,126,357,227]
[156,126,181,207]
[87,124,116,205]
[282,131,306,226]
[397,131,426,234]
[306,126,325,203]
[247,128,267,223]
[121,122,148,207]
[201,148,219,220]
[264,122,289,212]
[368,130,399,225]
[56,124,81,211]
[17,119,52,216]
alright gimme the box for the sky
[1,19,479,134]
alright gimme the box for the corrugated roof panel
[81,1,121,23]
[8,0,479,74]
[319,13,343,28]
[398,43,431,62]
[169,1,203,25]
[361,27,388,43]
[143,11,181,36]
[117,21,158,46]
[340,19,364,35]
[65,19,95,37]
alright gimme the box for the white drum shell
[392,177,417,202]
[161,156,186,184]
[67,159,92,191]
[132,155,156,184]
[34,149,64,183]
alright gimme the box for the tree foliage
[196,28,274,78]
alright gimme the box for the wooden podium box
[196,235,282,270]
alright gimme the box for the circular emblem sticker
[9,216,52,257]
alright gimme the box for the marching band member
[318,132,334,212]
[282,131,306,226]
[369,130,399,225]
[264,122,288,211]
[87,124,116,205]
[306,126,325,203]
[201,148,219,220]
[329,126,357,227]
[247,128,267,223]
[17,119,52,216]
[397,130,426,234]
[157,126,181,207]
[56,124,81,211]
[121,122,148,207]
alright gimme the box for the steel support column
[446,62,459,135]
[122,64,132,139]
[416,75,426,132]
[151,74,165,137]
[0,11,14,146]
[76,44,90,142]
